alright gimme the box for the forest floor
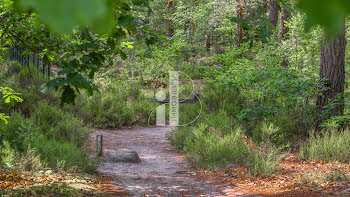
[90,126,350,197]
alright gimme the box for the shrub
[183,124,250,168]
[248,145,285,176]
[0,140,43,172]
[169,119,284,176]
[299,129,350,162]
[28,134,95,172]
[0,140,16,169]
[0,112,32,151]
[31,103,90,147]
[69,81,157,128]
[0,105,94,172]
[132,99,158,125]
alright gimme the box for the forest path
[89,126,240,197]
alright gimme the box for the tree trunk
[206,34,211,54]
[316,25,346,128]
[167,0,174,38]
[278,4,290,40]
[264,0,268,13]
[268,0,278,28]
[236,0,243,47]
[279,4,290,67]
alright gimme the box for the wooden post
[96,135,103,157]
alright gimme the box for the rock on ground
[106,150,141,163]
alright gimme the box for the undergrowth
[299,129,350,162]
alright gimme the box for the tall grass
[0,62,95,172]
[168,82,287,176]
[183,124,250,168]
[299,129,350,162]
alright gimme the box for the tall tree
[279,3,291,67]
[166,0,174,38]
[316,24,346,127]
[236,0,243,47]
[268,0,278,28]
[264,0,268,13]
[278,4,290,40]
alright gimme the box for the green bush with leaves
[31,103,91,147]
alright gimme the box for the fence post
[36,55,39,70]
[96,135,103,157]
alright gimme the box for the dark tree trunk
[236,0,243,47]
[268,0,278,28]
[167,0,174,38]
[278,4,290,40]
[316,25,346,128]
[264,0,268,13]
[279,4,290,67]
[206,34,211,54]
[167,27,174,38]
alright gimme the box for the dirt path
[90,126,231,197]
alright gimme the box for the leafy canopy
[296,0,349,37]
[16,0,114,34]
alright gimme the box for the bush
[69,81,157,128]
[183,124,250,168]
[248,145,285,176]
[0,140,43,172]
[169,109,285,176]
[0,105,94,172]
[167,81,287,176]
[299,129,350,162]
[28,134,95,172]
[31,103,90,147]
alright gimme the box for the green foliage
[0,62,94,172]
[0,140,43,172]
[0,109,94,172]
[17,0,113,34]
[212,41,318,136]
[299,129,350,162]
[296,0,349,38]
[68,82,157,128]
[169,116,284,176]
[0,0,147,105]
[0,140,16,169]
[28,134,95,172]
[31,103,91,147]
[0,86,23,124]
[229,17,273,43]
[169,84,285,176]
[247,145,285,177]
[183,124,250,168]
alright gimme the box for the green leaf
[18,0,112,34]
[297,0,347,38]
[61,85,76,106]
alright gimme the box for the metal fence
[8,45,51,78]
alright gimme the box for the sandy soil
[90,126,237,197]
